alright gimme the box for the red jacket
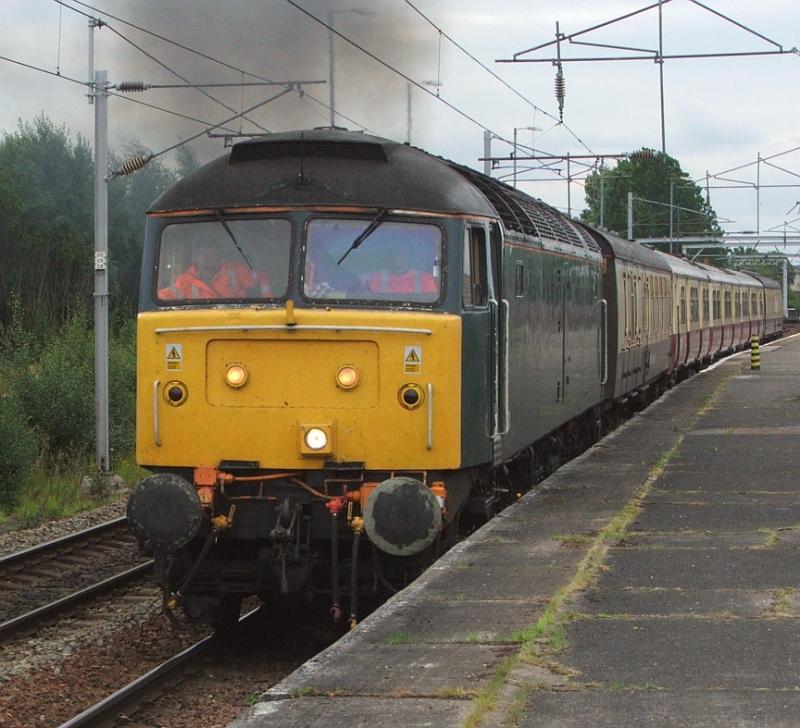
[159,262,272,300]
[368,269,436,294]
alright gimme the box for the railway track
[0,517,152,639]
[54,601,346,728]
[57,607,259,728]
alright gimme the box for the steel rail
[0,560,154,640]
[0,516,128,568]
[58,607,261,728]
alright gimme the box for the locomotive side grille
[448,163,600,252]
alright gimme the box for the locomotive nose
[127,473,203,552]
[363,477,443,556]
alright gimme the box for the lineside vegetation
[0,115,188,521]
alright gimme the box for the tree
[581,149,722,246]
[0,117,176,325]
[0,115,94,325]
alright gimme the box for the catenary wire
[282,0,516,148]
[54,0,377,135]
[401,0,595,155]
[0,52,245,136]
[101,21,273,134]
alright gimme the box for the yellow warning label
[404,346,422,373]
[166,343,183,371]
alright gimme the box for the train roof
[149,128,599,253]
[743,271,782,290]
[652,250,711,281]
[579,225,671,270]
[675,260,765,288]
[693,261,741,284]
[720,267,763,287]
[150,129,496,218]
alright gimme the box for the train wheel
[211,595,243,633]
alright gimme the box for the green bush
[4,309,137,471]
[0,397,39,505]
[15,313,95,461]
[109,317,137,457]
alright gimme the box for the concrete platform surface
[231,334,800,728]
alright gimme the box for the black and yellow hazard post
[750,335,761,371]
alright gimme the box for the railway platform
[232,333,800,728]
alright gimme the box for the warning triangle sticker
[167,346,181,361]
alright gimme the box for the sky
[2,0,799,249]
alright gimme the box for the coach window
[690,287,699,324]
[724,290,732,319]
[680,285,687,325]
[743,293,749,317]
[751,293,757,317]
[702,288,709,323]
[463,227,488,307]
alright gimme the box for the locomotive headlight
[336,365,360,390]
[224,363,249,389]
[300,424,334,456]
[305,427,328,450]
[163,381,188,407]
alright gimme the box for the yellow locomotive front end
[137,305,461,473]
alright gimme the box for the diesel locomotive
[127,129,783,628]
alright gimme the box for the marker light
[163,381,188,406]
[398,383,424,410]
[304,427,329,451]
[336,366,360,390]
[224,363,249,389]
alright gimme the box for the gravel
[0,493,129,559]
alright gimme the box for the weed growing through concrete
[765,587,795,617]
[386,632,416,645]
[460,371,734,728]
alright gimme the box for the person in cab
[368,244,436,295]
[158,245,271,301]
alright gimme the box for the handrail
[500,299,511,436]
[600,299,608,385]
[153,380,161,447]
[426,382,434,450]
[154,324,433,335]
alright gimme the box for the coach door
[487,223,509,463]
[464,224,507,464]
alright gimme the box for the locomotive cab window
[303,218,441,304]
[156,218,290,303]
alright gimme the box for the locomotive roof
[149,128,599,252]
[149,129,497,217]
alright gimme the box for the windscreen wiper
[337,209,388,266]
[214,209,254,271]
